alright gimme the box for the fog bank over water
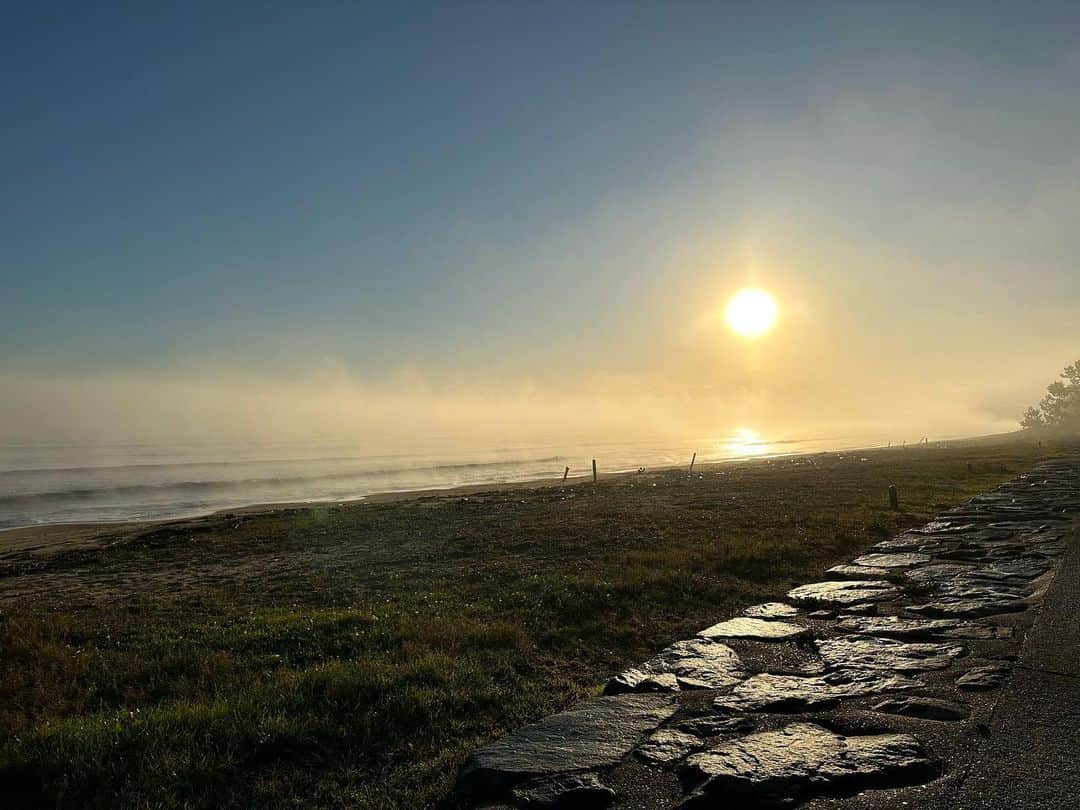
[2,331,1066,527]
[0,360,1040,529]
[0,356,1049,451]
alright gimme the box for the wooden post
[889,484,899,511]
[562,466,569,482]
[592,459,597,483]
[688,452,696,476]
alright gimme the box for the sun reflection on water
[722,428,770,458]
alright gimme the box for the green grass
[0,441,1059,808]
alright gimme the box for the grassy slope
[0,442,1054,808]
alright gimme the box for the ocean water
[0,433,850,530]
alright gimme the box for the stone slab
[816,637,965,673]
[606,638,747,694]
[714,670,918,712]
[698,617,810,642]
[458,694,676,801]
[679,723,935,808]
[787,580,900,608]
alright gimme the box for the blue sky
[3,3,1080,443]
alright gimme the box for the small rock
[744,602,800,619]
[637,672,681,692]
[511,772,615,808]
[807,610,836,619]
[606,638,746,694]
[956,664,1011,690]
[635,729,707,765]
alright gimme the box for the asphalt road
[940,524,1080,810]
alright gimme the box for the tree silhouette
[1021,360,1080,429]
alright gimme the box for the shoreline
[0,430,1034,556]
[0,461,713,555]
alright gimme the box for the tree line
[1021,360,1080,430]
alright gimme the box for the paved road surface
[941,524,1080,810]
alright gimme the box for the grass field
[0,440,1055,808]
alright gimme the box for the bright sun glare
[725,287,778,338]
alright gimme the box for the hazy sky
[4,3,1080,447]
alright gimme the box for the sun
[725,287,778,338]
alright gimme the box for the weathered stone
[629,672,680,692]
[676,715,756,737]
[816,638,964,673]
[698,617,810,642]
[907,567,1034,616]
[851,552,932,568]
[973,557,1054,583]
[458,694,676,801]
[826,563,893,579]
[836,615,962,639]
[807,609,836,619]
[956,664,1011,690]
[909,596,1027,618]
[744,602,799,619]
[835,614,1011,640]
[787,580,900,608]
[906,559,1052,591]
[913,519,973,535]
[873,533,946,551]
[635,729,708,765]
[871,696,970,721]
[940,622,1014,640]
[905,563,978,584]
[679,723,935,808]
[843,602,881,615]
[511,772,615,808]
[714,670,918,712]
[606,638,746,693]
